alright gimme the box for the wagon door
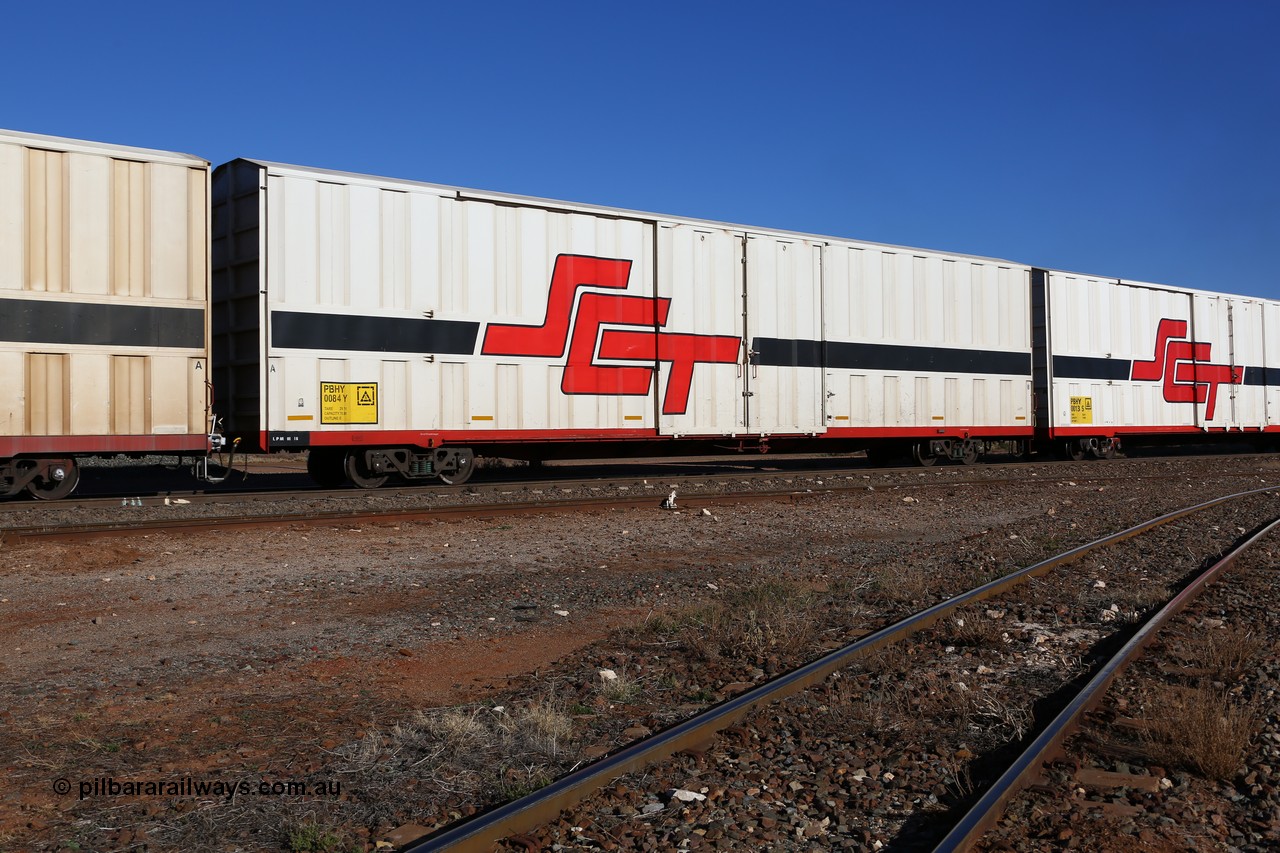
[1264,302,1280,430]
[1190,293,1243,430]
[745,234,826,436]
[1227,299,1265,430]
[654,224,746,436]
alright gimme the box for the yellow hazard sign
[1070,395,1093,425]
[321,382,378,424]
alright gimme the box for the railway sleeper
[310,446,476,488]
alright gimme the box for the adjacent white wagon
[1037,270,1280,459]
[0,130,211,498]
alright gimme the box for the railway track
[3,447,1270,512]
[392,486,1280,852]
[2,454,1269,542]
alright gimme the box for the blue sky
[4,1,1276,298]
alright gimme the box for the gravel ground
[1,454,1278,851]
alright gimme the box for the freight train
[1,128,1274,498]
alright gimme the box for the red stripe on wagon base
[0,434,210,457]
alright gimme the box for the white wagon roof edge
[0,127,208,168]
[227,156,1030,269]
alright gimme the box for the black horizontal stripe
[1052,355,1133,381]
[753,337,1031,376]
[272,311,479,354]
[0,298,204,349]
[1243,366,1280,386]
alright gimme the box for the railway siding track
[2,455,1267,543]
[395,488,1280,852]
[8,458,1280,852]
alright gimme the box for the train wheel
[26,460,80,500]
[437,448,475,485]
[1064,440,1086,462]
[344,451,388,489]
[911,443,937,467]
[960,442,981,465]
[307,449,347,488]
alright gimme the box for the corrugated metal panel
[823,245,1031,429]
[747,235,824,435]
[0,131,210,446]
[238,158,1023,268]
[656,224,744,437]
[1044,273,1271,433]
[260,168,664,437]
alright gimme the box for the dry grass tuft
[506,698,574,759]
[829,659,1033,754]
[860,562,934,606]
[1139,684,1262,780]
[596,670,641,704]
[675,579,819,663]
[328,696,577,805]
[934,609,1007,649]
[1174,626,1269,682]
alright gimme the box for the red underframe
[0,435,209,457]
[273,425,1036,449]
[1050,425,1274,437]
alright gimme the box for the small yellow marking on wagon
[1070,396,1093,425]
[321,382,378,424]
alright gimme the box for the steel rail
[1,460,1252,538]
[397,485,1277,852]
[0,451,1233,515]
[0,488,825,542]
[931,514,1280,852]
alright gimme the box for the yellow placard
[321,382,378,424]
[1070,395,1093,425]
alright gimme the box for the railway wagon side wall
[0,130,211,456]
[1044,272,1280,436]
[215,159,1039,453]
[224,161,671,448]
[819,245,1032,436]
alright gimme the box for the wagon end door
[745,234,826,436]
[654,224,746,437]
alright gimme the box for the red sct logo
[1130,318,1242,419]
[480,255,740,415]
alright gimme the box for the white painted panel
[440,362,467,430]
[0,143,24,291]
[112,159,146,297]
[69,353,110,434]
[347,185,380,310]
[747,235,824,435]
[0,132,208,444]
[1047,273,1199,430]
[823,243,1029,430]
[151,356,192,434]
[1264,303,1280,429]
[66,153,110,295]
[656,224,743,436]
[149,163,191,300]
[0,351,22,433]
[381,360,408,430]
